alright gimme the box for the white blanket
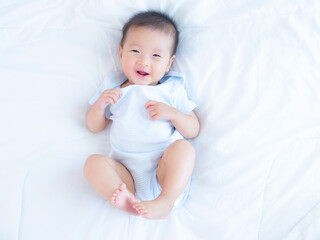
[1,0,320,239]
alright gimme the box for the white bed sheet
[1,0,320,239]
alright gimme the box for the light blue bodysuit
[89,71,197,206]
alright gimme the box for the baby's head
[119,11,179,86]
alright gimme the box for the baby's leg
[84,154,139,216]
[132,139,195,219]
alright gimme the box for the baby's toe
[135,204,146,213]
[119,183,126,191]
[130,196,136,204]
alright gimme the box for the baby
[84,11,200,219]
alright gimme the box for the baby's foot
[110,183,139,216]
[131,195,174,219]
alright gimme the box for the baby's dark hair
[120,10,179,56]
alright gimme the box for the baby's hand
[145,100,176,121]
[96,88,122,110]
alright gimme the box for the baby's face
[119,26,175,86]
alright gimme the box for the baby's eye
[153,54,161,58]
[131,50,139,53]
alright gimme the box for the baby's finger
[104,91,117,98]
[148,108,158,117]
[102,89,122,99]
[104,92,119,102]
[104,96,116,104]
[114,90,122,99]
[150,113,159,121]
[145,100,157,109]
[111,88,122,98]
[149,109,159,118]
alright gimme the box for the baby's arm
[170,110,199,138]
[145,101,200,139]
[86,88,122,133]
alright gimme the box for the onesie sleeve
[172,79,197,114]
[88,81,112,119]
[88,81,105,106]
[88,71,126,119]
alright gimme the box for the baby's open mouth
[137,71,149,76]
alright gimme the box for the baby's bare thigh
[86,154,135,194]
[156,139,195,187]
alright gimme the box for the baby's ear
[166,55,175,72]
[119,45,123,60]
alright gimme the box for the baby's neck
[120,80,159,88]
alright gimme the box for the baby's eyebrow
[127,43,166,54]
[153,49,164,53]
[128,43,141,48]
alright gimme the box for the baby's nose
[138,55,150,67]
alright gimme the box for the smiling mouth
[137,71,149,77]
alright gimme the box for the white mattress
[1,0,320,239]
